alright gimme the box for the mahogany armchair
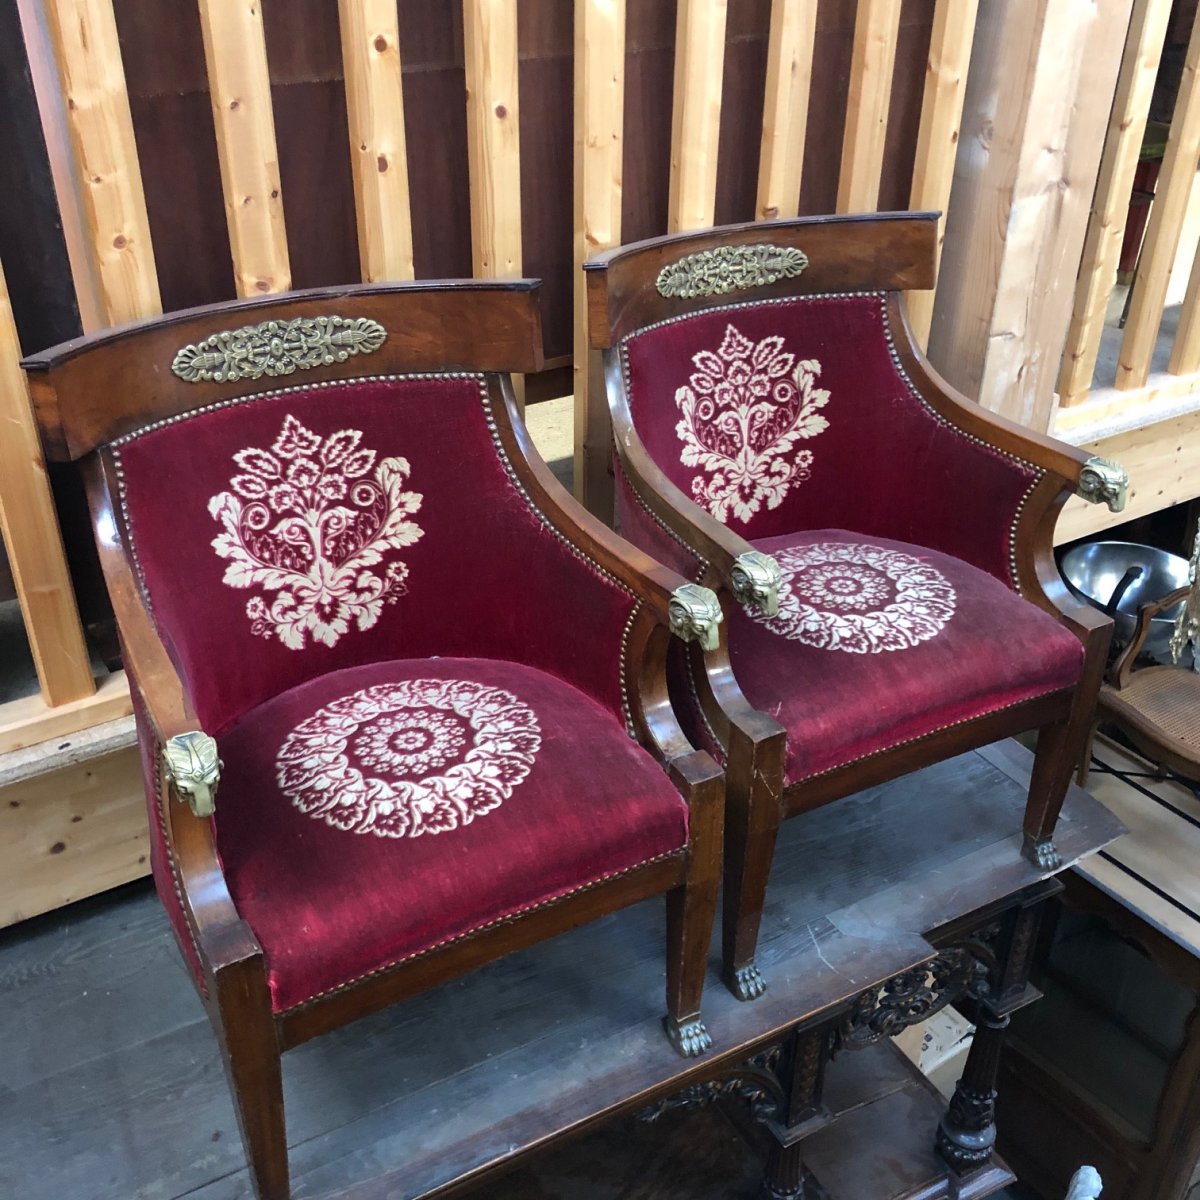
[24,280,724,1200]
[586,213,1126,1002]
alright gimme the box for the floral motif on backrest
[208,414,423,650]
[621,293,1041,586]
[112,374,637,735]
[674,323,830,523]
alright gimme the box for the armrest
[889,296,1129,510]
[495,378,724,652]
[84,455,260,973]
[604,351,783,617]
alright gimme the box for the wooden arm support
[84,455,260,975]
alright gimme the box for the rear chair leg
[212,957,289,1200]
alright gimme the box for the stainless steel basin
[1059,540,1190,663]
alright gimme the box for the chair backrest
[25,282,639,734]
[586,215,1043,584]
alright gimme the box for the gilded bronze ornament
[1078,456,1129,513]
[163,732,221,818]
[171,315,387,384]
[668,583,723,651]
[655,244,809,300]
[731,550,783,618]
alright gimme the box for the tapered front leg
[212,956,289,1200]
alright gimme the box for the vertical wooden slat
[1059,0,1172,403]
[668,0,728,233]
[0,261,94,706]
[197,0,291,297]
[573,0,625,515]
[463,0,523,279]
[930,0,1134,430]
[41,0,161,325]
[338,0,415,283]
[1169,246,1200,376]
[1117,6,1200,390]
[837,0,902,213]
[905,0,979,349]
[755,0,816,222]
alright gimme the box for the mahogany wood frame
[586,213,1113,1002]
[23,280,724,1200]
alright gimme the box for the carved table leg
[760,1027,830,1200]
[936,1003,1009,1174]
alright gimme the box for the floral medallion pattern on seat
[208,414,424,649]
[751,542,957,654]
[674,323,831,523]
[275,678,542,838]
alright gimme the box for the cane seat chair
[24,280,724,1200]
[585,213,1124,1002]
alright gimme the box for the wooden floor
[0,743,1114,1200]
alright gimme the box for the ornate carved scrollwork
[731,550,783,618]
[162,731,221,818]
[1078,456,1129,513]
[655,244,809,300]
[638,1044,786,1124]
[832,945,993,1054]
[171,315,387,383]
[668,583,723,651]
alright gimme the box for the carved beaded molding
[171,315,387,384]
[112,372,642,738]
[655,244,809,300]
[619,292,1045,593]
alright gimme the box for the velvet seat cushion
[212,656,689,1012]
[709,531,1085,788]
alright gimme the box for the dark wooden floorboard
[0,746,1121,1200]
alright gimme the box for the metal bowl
[1059,540,1190,662]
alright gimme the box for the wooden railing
[0,0,1149,737]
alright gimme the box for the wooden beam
[1058,0,1172,403]
[668,0,728,233]
[338,0,415,283]
[755,0,816,222]
[837,0,902,213]
[40,0,160,325]
[573,0,625,517]
[1055,408,1200,543]
[197,0,291,297]
[0,671,132,756]
[463,0,523,278]
[1117,5,1200,390]
[905,0,979,348]
[929,0,1135,432]
[0,262,94,707]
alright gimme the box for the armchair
[24,280,723,1200]
[586,214,1123,1002]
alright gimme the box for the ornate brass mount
[731,550,783,618]
[1170,528,1199,668]
[172,315,387,384]
[1078,456,1129,513]
[668,583,723,651]
[163,732,221,818]
[655,243,809,300]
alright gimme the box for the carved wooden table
[0,741,1121,1199]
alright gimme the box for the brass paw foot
[1022,834,1062,872]
[729,962,766,1001]
[664,1014,713,1058]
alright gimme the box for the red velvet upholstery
[113,376,636,735]
[621,294,1042,588]
[211,656,689,1012]
[696,531,1084,787]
